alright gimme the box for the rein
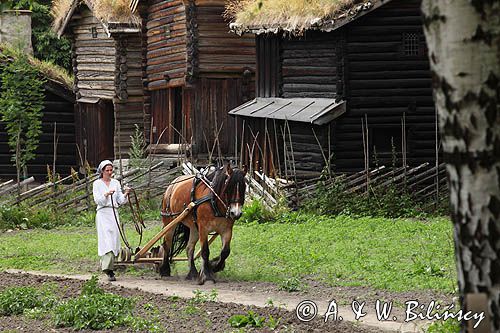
[110,188,145,250]
[110,192,132,250]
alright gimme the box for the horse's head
[222,163,247,220]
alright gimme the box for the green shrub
[0,205,60,230]
[29,209,58,229]
[0,205,29,230]
[54,276,135,330]
[0,285,56,316]
[229,311,265,328]
[240,199,273,223]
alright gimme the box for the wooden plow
[116,202,219,266]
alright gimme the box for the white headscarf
[96,160,113,178]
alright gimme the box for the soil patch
[0,271,384,333]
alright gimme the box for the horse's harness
[160,170,242,225]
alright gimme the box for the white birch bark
[422,1,500,331]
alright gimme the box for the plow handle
[135,202,196,259]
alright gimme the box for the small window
[403,32,419,56]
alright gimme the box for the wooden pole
[118,122,123,185]
[135,202,195,258]
[53,122,58,181]
[273,119,281,178]
[239,119,245,169]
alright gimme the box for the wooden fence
[246,162,448,210]
[0,160,183,213]
[0,160,448,214]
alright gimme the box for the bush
[0,205,60,230]
[0,205,29,230]
[240,199,275,224]
[0,285,56,316]
[54,276,135,330]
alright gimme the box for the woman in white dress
[93,160,130,281]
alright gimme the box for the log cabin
[54,0,145,167]
[227,0,438,179]
[138,0,256,158]
[0,54,76,181]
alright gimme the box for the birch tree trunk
[421,1,500,332]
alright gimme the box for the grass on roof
[225,0,356,32]
[0,43,73,89]
[51,0,141,33]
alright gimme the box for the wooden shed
[0,63,76,181]
[139,0,256,158]
[228,0,437,179]
[54,0,145,167]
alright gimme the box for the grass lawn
[0,213,457,293]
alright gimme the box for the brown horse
[159,163,247,284]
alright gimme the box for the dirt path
[3,269,455,332]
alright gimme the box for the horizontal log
[349,70,431,80]
[147,45,186,59]
[198,46,255,55]
[148,0,184,13]
[283,83,335,92]
[146,6,185,24]
[43,101,74,111]
[198,54,255,64]
[78,89,115,98]
[282,66,336,76]
[349,60,430,72]
[282,92,336,98]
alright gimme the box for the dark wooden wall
[256,35,279,97]
[243,0,436,178]
[145,0,187,90]
[0,85,77,181]
[249,32,337,178]
[333,0,435,172]
[281,31,337,98]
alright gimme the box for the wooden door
[75,100,114,167]
[151,88,183,144]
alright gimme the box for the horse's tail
[169,222,189,263]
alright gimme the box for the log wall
[196,3,255,78]
[71,8,116,100]
[145,0,187,90]
[281,31,337,98]
[333,0,435,172]
[113,33,145,157]
[0,85,77,181]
